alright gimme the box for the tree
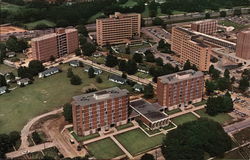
[217,77,230,91]
[152,17,164,26]
[32,131,42,144]
[155,57,163,66]
[183,60,192,70]
[6,36,28,52]
[17,66,33,79]
[145,50,155,62]
[205,80,217,95]
[209,65,220,79]
[133,53,143,63]
[105,54,118,67]
[224,69,230,79]
[239,77,249,92]
[118,60,127,71]
[67,68,74,78]
[96,76,102,83]
[9,131,20,146]
[42,155,55,160]
[50,55,55,62]
[75,48,81,56]
[140,153,155,160]
[122,72,127,79]
[0,75,7,87]
[144,84,154,99]
[125,45,130,54]
[126,60,137,75]
[76,25,88,37]
[205,12,211,19]
[70,75,82,85]
[220,11,227,17]
[158,39,165,49]
[28,60,45,76]
[88,67,95,78]
[63,103,72,123]
[161,119,232,160]
[82,43,96,56]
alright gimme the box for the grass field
[116,122,134,131]
[120,0,138,8]
[135,72,152,79]
[87,138,124,159]
[0,2,23,13]
[193,100,207,107]
[25,19,56,30]
[162,122,176,130]
[171,113,198,126]
[195,109,233,124]
[71,132,100,142]
[165,108,182,115]
[0,64,132,134]
[115,128,165,156]
[218,20,247,30]
[0,64,16,74]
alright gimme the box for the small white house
[17,78,30,86]
[0,86,7,95]
[109,75,127,85]
[84,66,102,75]
[69,60,80,67]
[38,67,60,78]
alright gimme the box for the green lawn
[171,113,198,126]
[218,20,247,30]
[120,0,138,8]
[162,122,175,130]
[0,2,23,13]
[87,12,105,23]
[165,108,182,115]
[233,127,250,145]
[0,64,132,134]
[114,128,165,156]
[116,122,134,131]
[214,145,250,160]
[193,100,207,107]
[87,138,124,159]
[72,132,100,142]
[139,122,161,135]
[0,64,16,74]
[25,19,56,30]
[135,72,152,79]
[195,109,233,124]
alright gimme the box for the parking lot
[141,26,171,43]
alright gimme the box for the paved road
[224,118,250,133]
[6,142,55,159]
[20,108,63,149]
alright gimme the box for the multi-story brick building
[72,87,129,136]
[31,28,78,62]
[171,27,211,71]
[191,19,217,35]
[96,12,141,46]
[157,70,204,110]
[236,30,250,60]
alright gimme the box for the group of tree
[0,131,21,159]
[149,63,179,82]
[206,66,233,94]
[67,68,82,85]
[63,103,73,123]
[206,92,234,116]
[17,60,45,79]
[182,60,198,71]
[239,69,250,92]
[0,75,7,87]
[143,84,154,99]
[5,36,28,53]
[140,153,155,160]
[31,131,43,144]
[157,39,173,54]
[161,118,232,160]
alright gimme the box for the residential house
[6,52,16,58]
[133,84,144,92]
[137,65,149,74]
[38,67,60,78]
[69,60,80,67]
[109,74,127,84]
[84,66,102,75]
[0,86,7,95]
[17,78,31,86]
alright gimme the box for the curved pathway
[19,108,63,149]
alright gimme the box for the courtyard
[171,112,198,125]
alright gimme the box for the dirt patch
[0,26,26,34]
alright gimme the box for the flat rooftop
[130,99,167,122]
[192,19,217,24]
[158,69,203,84]
[72,87,128,106]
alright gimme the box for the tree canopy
[161,118,232,160]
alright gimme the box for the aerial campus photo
[0,0,250,159]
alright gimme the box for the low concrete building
[38,67,60,78]
[130,99,169,130]
[109,74,127,84]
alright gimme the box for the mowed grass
[114,128,165,156]
[0,2,23,13]
[116,122,134,131]
[195,108,233,124]
[71,132,100,142]
[86,138,124,159]
[0,64,128,134]
[120,0,138,8]
[0,64,16,74]
[218,20,247,30]
[171,113,198,126]
[25,19,56,30]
